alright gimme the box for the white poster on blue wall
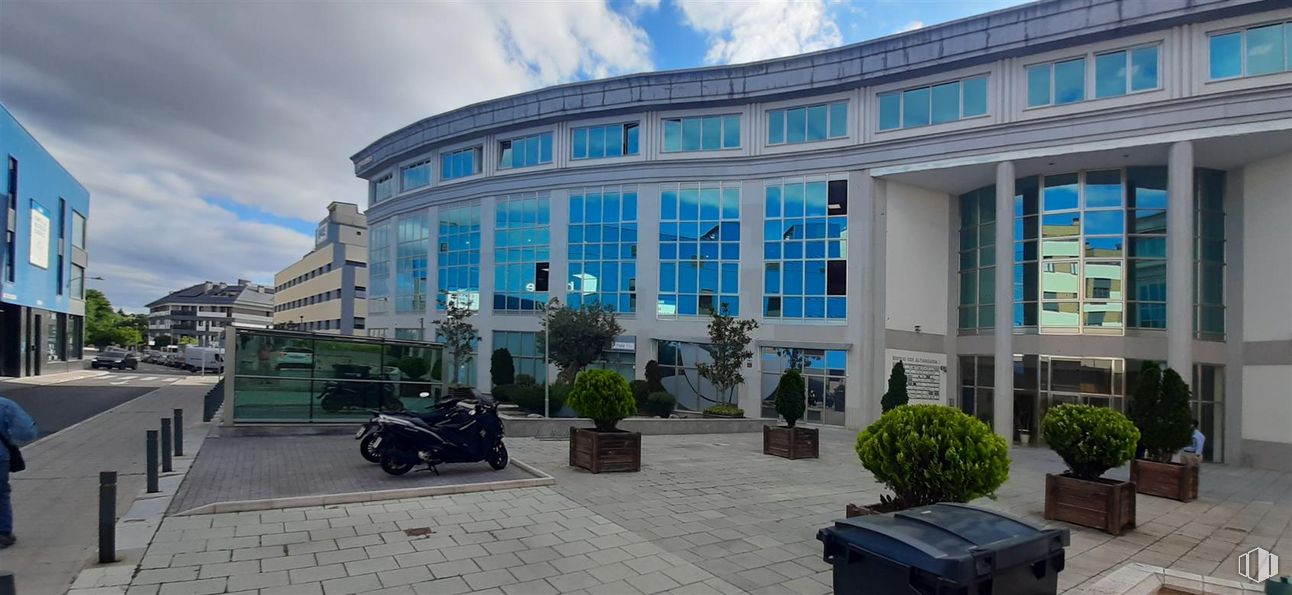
[28,200,50,269]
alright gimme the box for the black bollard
[160,419,173,473]
[146,430,159,493]
[173,409,184,457]
[0,572,14,595]
[99,472,116,563]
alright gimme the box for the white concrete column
[993,161,1015,440]
[845,171,881,429]
[474,196,497,393]
[634,183,661,378]
[1167,141,1194,374]
[738,179,764,417]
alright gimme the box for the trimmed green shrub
[1042,404,1139,481]
[567,369,637,431]
[515,374,537,386]
[629,380,651,412]
[490,348,515,387]
[1128,361,1193,463]
[880,361,909,413]
[855,405,1010,508]
[396,357,430,381]
[500,383,566,415]
[703,403,744,417]
[644,360,665,393]
[773,369,806,427]
[644,392,676,418]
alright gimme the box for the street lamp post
[537,297,559,418]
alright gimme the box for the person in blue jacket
[0,396,38,549]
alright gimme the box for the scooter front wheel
[359,433,383,463]
[380,451,415,476]
[487,441,509,470]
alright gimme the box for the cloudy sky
[0,0,1025,312]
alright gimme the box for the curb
[173,458,556,515]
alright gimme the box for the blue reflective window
[441,147,481,181]
[1054,58,1085,104]
[764,179,847,321]
[767,110,785,144]
[373,175,394,203]
[437,202,481,310]
[1130,46,1159,91]
[394,212,430,313]
[1095,51,1128,98]
[498,132,553,170]
[962,76,988,117]
[1209,32,1242,79]
[659,182,739,316]
[902,86,930,128]
[829,102,848,138]
[493,193,549,311]
[1247,23,1286,75]
[662,115,740,153]
[878,93,901,131]
[400,160,431,192]
[930,81,960,124]
[1026,64,1051,107]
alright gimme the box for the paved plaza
[118,426,1292,595]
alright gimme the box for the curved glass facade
[568,186,637,312]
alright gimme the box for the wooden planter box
[845,500,905,518]
[569,427,641,473]
[1130,459,1198,502]
[1044,473,1136,535]
[763,426,818,460]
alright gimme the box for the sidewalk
[0,377,216,595]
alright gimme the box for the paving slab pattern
[130,427,1292,594]
[169,435,535,513]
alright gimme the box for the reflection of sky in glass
[1085,171,1123,207]
[902,87,930,128]
[1027,65,1050,107]
[962,77,988,117]
[878,93,901,130]
[1095,51,1127,98]
[1054,58,1086,104]
[1130,46,1159,91]
[1209,33,1242,79]
[931,81,960,124]
[1043,175,1079,211]
[1246,24,1285,75]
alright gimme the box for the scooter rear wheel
[380,451,415,476]
[487,441,509,470]
[359,434,383,463]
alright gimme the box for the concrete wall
[1239,151,1292,469]
[884,181,950,337]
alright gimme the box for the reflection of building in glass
[354,0,1292,470]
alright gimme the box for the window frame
[875,74,991,132]
[1023,42,1163,109]
[439,145,483,182]
[570,121,641,161]
[766,100,849,146]
[659,112,743,154]
[71,210,87,250]
[372,173,395,204]
[1206,20,1291,81]
[399,159,432,193]
[497,131,554,171]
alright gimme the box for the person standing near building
[1180,419,1205,465]
[0,396,38,548]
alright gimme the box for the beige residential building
[273,202,368,334]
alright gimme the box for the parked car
[92,350,138,370]
[184,346,225,373]
[274,346,314,370]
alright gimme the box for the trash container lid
[818,503,1069,585]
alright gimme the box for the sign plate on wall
[29,200,50,269]
[885,349,948,405]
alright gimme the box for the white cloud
[897,20,925,33]
[0,2,653,309]
[675,0,843,65]
[634,0,662,11]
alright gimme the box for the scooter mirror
[418,392,431,398]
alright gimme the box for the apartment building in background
[272,201,368,334]
[147,279,273,347]
[0,103,92,377]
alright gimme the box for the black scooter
[355,394,460,463]
[375,397,508,476]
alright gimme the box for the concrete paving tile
[411,576,471,595]
[464,568,519,590]
[156,578,226,595]
[262,583,324,595]
[429,559,482,578]
[226,571,290,592]
[320,573,382,595]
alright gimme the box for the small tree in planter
[539,301,623,385]
[851,405,1009,515]
[765,369,817,459]
[567,369,641,473]
[1128,363,1198,501]
[880,361,909,413]
[643,392,676,418]
[433,293,479,398]
[1042,404,1140,535]
[695,307,758,412]
[490,348,515,388]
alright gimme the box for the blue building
[0,103,92,377]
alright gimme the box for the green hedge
[1042,404,1138,481]
[494,383,566,415]
[855,405,1010,508]
[567,369,636,430]
[643,392,676,418]
[703,403,744,417]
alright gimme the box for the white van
[183,346,224,373]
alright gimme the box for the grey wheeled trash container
[817,503,1069,595]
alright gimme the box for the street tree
[433,292,479,386]
[695,307,759,406]
[537,300,622,385]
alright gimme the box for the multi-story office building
[272,201,369,334]
[147,280,273,347]
[0,103,92,377]
[354,0,1292,469]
